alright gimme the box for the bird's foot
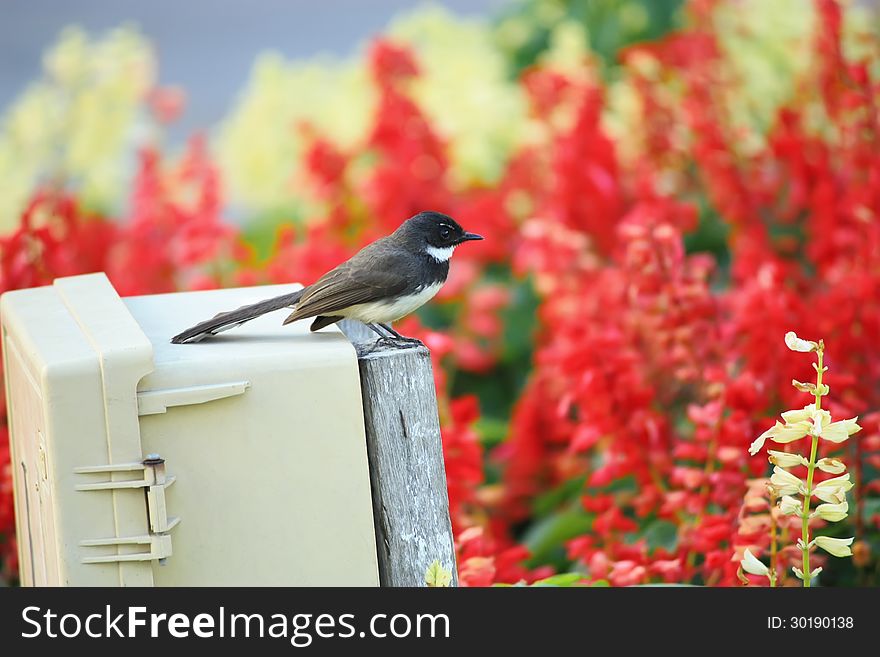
[368,336,424,352]
[390,335,423,345]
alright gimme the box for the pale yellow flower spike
[747,332,859,587]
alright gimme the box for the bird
[170,211,483,346]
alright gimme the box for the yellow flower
[812,474,853,504]
[768,450,808,468]
[816,458,846,475]
[218,5,531,214]
[769,466,805,496]
[713,0,815,140]
[780,405,814,424]
[784,331,818,353]
[814,536,854,558]
[789,408,859,444]
[778,495,802,516]
[749,420,810,455]
[811,500,848,523]
[0,26,154,226]
[820,417,861,444]
[741,548,769,577]
[390,6,528,186]
[748,403,857,456]
[218,54,371,212]
[808,408,831,437]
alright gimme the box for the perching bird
[170,211,483,346]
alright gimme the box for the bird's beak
[462,232,484,242]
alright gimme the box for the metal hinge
[75,454,180,563]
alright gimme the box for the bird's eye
[439,225,451,240]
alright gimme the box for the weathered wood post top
[341,320,458,587]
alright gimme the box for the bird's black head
[398,212,483,253]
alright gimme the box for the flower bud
[768,450,808,468]
[778,495,802,516]
[765,483,783,499]
[785,331,818,352]
[816,458,846,475]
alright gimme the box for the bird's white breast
[341,281,444,323]
[425,245,455,262]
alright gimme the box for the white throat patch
[426,244,455,262]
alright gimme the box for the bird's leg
[366,323,390,339]
[378,323,423,344]
[364,323,423,351]
[364,323,395,351]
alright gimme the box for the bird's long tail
[170,289,306,344]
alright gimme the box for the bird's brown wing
[283,241,413,324]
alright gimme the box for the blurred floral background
[2,0,880,586]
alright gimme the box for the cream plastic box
[1,273,379,586]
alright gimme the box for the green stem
[801,347,824,587]
[800,435,819,586]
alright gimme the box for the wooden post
[340,320,458,587]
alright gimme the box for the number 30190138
[769,617,854,629]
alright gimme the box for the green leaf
[523,507,593,567]
[594,473,637,494]
[530,573,587,587]
[532,475,587,517]
[499,276,539,362]
[474,416,510,448]
[863,498,880,524]
[643,519,679,553]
